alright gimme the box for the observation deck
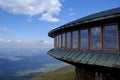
[48,7,120,80]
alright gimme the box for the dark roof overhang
[48,7,120,38]
[48,48,120,69]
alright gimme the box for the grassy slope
[30,66,75,80]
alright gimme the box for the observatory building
[48,7,120,80]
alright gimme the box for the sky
[0,0,120,48]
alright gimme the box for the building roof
[48,7,120,37]
[48,48,120,69]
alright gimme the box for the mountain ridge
[30,66,75,80]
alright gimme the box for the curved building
[48,7,120,80]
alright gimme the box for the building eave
[48,7,120,38]
[47,48,120,69]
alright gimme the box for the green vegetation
[30,66,75,80]
[15,63,67,76]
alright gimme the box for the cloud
[69,8,73,11]
[0,38,22,43]
[68,8,76,16]
[0,38,53,48]
[0,27,8,33]
[39,13,59,22]
[68,13,76,16]
[0,38,3,42]
[16,40,23,43]
[0,0,62,22]
[26,17,33,22]
[0,38,5,42]
[38,40,53,45]
[49,27,57,30]
[6,39,11,43]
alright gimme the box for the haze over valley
[0,48,67,80]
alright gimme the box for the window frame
[72,30,79,49]
[90,26,102,50]
[103,23,119,50]
[58,34,62,48]
[54,23,119,51]
[80,28,89,50]
[61,33,66,48]
[66,31,72,49]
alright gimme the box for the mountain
[0,48,68,80]
[30,66,75,80]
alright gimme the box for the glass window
[104,24,118,49]
[91,27,101,49]
[62,34,65,47]
[80,29,88,48]
[72,31,78,49]
[58,35,61,48]
[66,32,71,48]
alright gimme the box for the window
[91,27,101,49]
[104,24,118,49]
[66,32,71,48]
[58,35,61,48]
[72,31,78,49]
[80,29,88,49]
[62,34,65,47]
[55,23,118,50]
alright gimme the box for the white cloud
[69,8,73,11]
[0,0,62,22]
[68,13,76,16]
[0,27,8,33]
[16,40,22,43]
[38,40,53,45]
[0,38,53,48]
[0,39,22,43]
[43,41,49,44]
[0,39,11,43]
[49,27,57,31]
[0,38,3,42]
[26,17,33,22]
[39,13,59,22]
[68,8,76,16]
[6,39,11,43]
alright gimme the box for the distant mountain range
[0,48,68,80]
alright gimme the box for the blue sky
[0,0,120,48]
